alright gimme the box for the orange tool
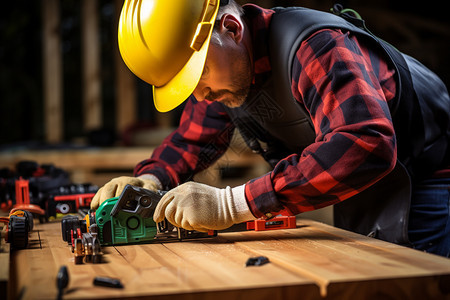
[246,216,296,231]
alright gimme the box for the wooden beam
[114,0,137,135]
[82,0,102,131]
[0,237,10,300]
[42,0,63,143]
[9,220,450,299]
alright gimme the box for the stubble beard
[220,49,253,108]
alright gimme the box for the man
[91,0,450,256]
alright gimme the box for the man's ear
[218,13,243,43]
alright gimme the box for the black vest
[225,7,450,245]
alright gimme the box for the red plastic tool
[247,216,296,231]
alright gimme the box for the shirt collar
[242,4,274,83]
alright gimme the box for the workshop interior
[1,0,450,299]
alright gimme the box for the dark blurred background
[1,0,449,147]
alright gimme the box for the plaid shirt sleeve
[134,96,234,189]
[245,29,398,218]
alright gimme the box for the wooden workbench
[7,219,450,300]
[0,146,268,188]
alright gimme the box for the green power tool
[94,185,165,245]
[61,184,216,249]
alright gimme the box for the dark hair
[216,0,244,20]
[211,0,244,46]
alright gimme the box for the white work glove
[153,182,256,232]
[90,174,162,210]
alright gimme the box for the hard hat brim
[153,36,211,112]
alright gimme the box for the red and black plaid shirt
[135,4,398,219]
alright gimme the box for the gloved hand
[153,182,256,232]
[90,175,161,210]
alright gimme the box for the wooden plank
[0,233,10,299]
[226,221,450,298]
[152,240,312,291]
[8,220,450,299]
[114,0,137,134]
[0,147,154,186]
[10,221,319,299]
[0,147,266,187]
[82,0,102,131]
[0,147,264,171]
[42,0,63,143]
[0,147,155,171]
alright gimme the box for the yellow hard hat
[118,0,220,112]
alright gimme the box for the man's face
[193,38,253,108]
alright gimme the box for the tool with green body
[61,184,216,250]
[95,185,166,245]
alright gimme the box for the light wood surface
[8,219,450,300]
[0,239,9,299]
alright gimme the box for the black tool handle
[56,265,69,300]
[93,276,123,288]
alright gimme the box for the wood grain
[42,0,63,144]
[114,0,137,134]
[81,0,102,131]
[0,237,10,299]
[8,219,450,300]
